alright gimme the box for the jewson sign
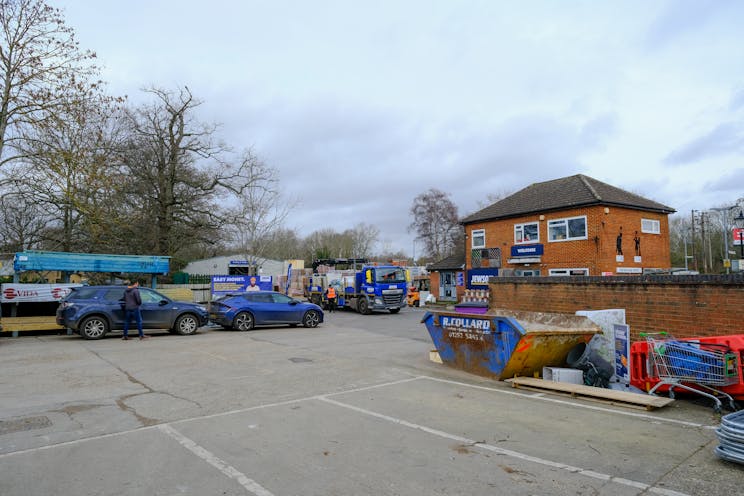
[467,268,499,288]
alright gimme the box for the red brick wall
[466,206,670,275]
[488,275,744,341]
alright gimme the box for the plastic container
[543,367,584,385]
[421,309,600,379]
[630,335,744,400]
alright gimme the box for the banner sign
[510,244,544,257]
[467,268,499,288]
[211,275,272,295]
[1,283,82,303]
[613,323,631,383]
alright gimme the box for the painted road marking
[159,424,274,496]
[418,375,715,429]
[318,396,691,496]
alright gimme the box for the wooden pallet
[505,376,674,411]
[158,288,194,301]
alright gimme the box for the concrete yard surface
[0,308,740,495]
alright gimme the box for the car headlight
[375,298,383,305]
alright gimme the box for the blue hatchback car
[209,291,323,331]
[56,285,209,339]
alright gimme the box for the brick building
[460,174,675,279]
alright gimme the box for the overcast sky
[59,0,744,255]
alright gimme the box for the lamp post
[735,210,744,262]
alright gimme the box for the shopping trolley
[642,332,739,412]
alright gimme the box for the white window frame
[549,268,589,276]
[471,229,486,249]
[514,221,539,244]
[641,218,660,234]
[547,215,587,242]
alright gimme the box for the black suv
[56,285,209,339]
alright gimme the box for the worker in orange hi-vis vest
[324,285,337,313]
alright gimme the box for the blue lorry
[305,259,408,314]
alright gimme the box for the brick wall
[489,275,744,340]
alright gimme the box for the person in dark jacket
[122,280,147,340]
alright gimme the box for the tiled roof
[461,174,675,224]
[427,252,465,271]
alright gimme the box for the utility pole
[701,212,710,273]
[691,210,698,271]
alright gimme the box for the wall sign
[510,244,544,257]
[467,268,499,288]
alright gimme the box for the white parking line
[318,396,692,496]
[158,424,274,496]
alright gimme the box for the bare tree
[408,188,461,261]
[225,150,294,268]
[0,190,48,251]
[0,0,101,166]
[345,223,379,258]
[7,97,123,252]
[120,86,263,258]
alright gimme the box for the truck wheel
[358,298,370,315]
[311,294,321,306]
[389,308,400,314]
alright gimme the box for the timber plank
[505,376,674,410]
[1,316,63,333]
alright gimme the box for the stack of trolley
[716,410,744,464]
[642,332,739,413]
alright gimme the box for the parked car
[56,285,209,339]
[209,291,323,331]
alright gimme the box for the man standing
[324,285,336,313]
[123,280,147,340]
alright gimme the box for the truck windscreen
[375,268,407,283]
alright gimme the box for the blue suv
[56,285,209,339]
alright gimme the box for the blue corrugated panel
[14,251,170,274]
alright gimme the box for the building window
[641,218,660,234]
[548,216,587,241]
[471,229,485,249]
[549,268,589,276]
[516,269,540,276]
[471,248,502,269]
[514,222,539,244]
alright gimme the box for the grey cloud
[644,0,721,50]
[664,122,744,165]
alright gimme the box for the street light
[735,210,744,260]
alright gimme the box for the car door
[247,293,277,324]
[270,292,301,323]
[102,288,127,328]
[139,289,174,328]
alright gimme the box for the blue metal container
[422,309,600,379]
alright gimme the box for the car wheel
[233,311,254,331]
[174,313,199,335]
[302,310,321,328]
[358,298,370,315]
[389,308,400,314]
[80,316,108,340]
